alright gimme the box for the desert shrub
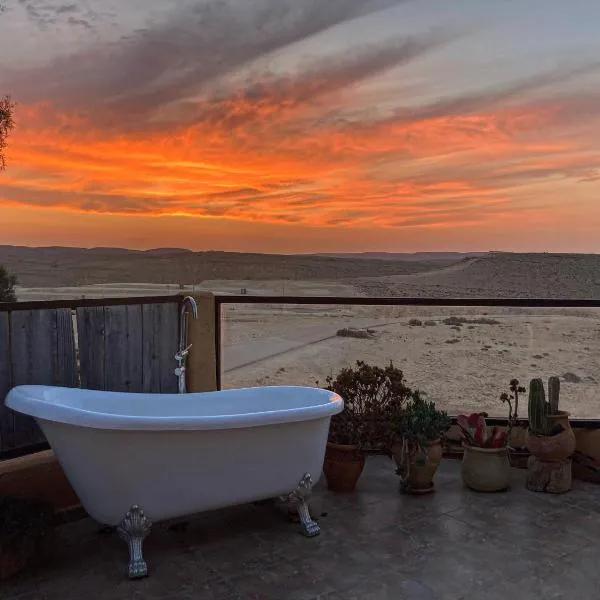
[325,360,416,452]
[408,319,423,326]
[336,328,372,339]
[469,317,501,325]
[0,265,17,303]
[444,315,500,326]
[443,316,467,326]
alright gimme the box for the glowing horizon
[2,0,600,253]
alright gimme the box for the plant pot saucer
[400,481,435,495]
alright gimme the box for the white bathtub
[5,384,343,577]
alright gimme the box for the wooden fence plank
[103,305,128,392]
[142,302,179,393]
[0,312,13,452]
[159,302,179,393]
[10,310,50,447]
[125,305,143,392]
[76,307,105,390]
[55,309,78,388]
[9,309,70,448]
[104,305,143,392]
[142,304,160,393]
[1,299,181,457]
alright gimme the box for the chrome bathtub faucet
[175,296,198,393]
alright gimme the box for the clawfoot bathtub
[5,385,343,578]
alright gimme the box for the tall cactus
[548,376,560,414]
[528,377,561,436]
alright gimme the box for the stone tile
[324,574,441,599]
[462,546,600,600]
[380,513,549,599]
[3,458,599,600]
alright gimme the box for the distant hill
[356,252,600,299]
[0,245,452,288]
[316,251,489,261]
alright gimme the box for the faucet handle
[174,344,192,361]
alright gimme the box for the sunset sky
[1,0,600,253]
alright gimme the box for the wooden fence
[0,296,182,457]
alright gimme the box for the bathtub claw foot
[282,473,321,538]
[117,505,152,579]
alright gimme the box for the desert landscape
[2,246,599,418]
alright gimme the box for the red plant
[456,413,507,448]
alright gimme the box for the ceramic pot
[323,442,365,492]
[392,439,442,494]
[525,411,576,462]
[461,445,510,492]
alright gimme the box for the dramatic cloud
[1,0,600,249]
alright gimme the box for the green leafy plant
[324,360,414,452]
[391,392,451,453]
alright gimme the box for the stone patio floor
[4,456,600,600]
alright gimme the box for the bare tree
[0,265,17,303]
[0,96,15,171]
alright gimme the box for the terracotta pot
[323,442,365,492]
[392,439,442,494]
[461,445,510,492]
[525,411,576,462]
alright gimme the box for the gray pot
[461,445,510,492]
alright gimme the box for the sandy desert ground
[8,250,600,418]
[222,304,600,418]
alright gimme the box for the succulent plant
[457,412,507,448]
[528,376,562,436]
[391,392,451,453]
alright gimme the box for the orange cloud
[2,5,600,251]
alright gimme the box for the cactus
[548,375,560,414]
[528,377,561,436]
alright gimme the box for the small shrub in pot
[323,360,412,492]
[390,393,451,494]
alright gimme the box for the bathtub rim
[5,384,344,431]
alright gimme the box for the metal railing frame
[2,293,600,461]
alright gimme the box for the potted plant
[525,376,576,493]
[457,413,511,492]
[500,378,529,468]
[0,496,53,580]
[323,360,411,492]
[390,392,451,494]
